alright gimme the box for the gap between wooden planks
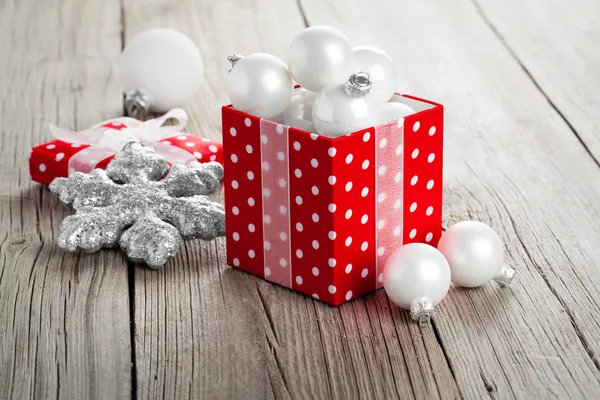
[300,0,600,398]
[0,0,132,399]
[469,0,600,165]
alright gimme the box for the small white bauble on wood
[283,89,317,132]
[377,102,415,125]
[287,26,355,93]
[437,221,516,288]
[383,243,451,325]
[353,45,397,103]
[312,72,378,138]
[227,53,294,120]
[119,29,204,116]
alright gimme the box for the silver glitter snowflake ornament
[50,141,225,267]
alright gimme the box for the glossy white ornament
[227,53,294,120]
[437,221,516,288]
[120,29,204,116]
[378,102,415,125]
[383,243,451,325]
[353,45,397,103]
[283,89,317,132]
[287,26,355,92]
[312,72,378,138]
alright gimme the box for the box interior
[224,90,439,139]
[389,93,437,113]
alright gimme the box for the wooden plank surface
[298,0,600,398]
[471,0,600,162]
[0,0,132,398]
[2,0,600,398]
[120,1,307,397]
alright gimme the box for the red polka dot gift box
[29,109,223,186]
[223,94,443,306]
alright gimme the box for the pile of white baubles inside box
[226,26,414,138]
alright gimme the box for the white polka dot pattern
[327,127,377,301]
[402,106,443,247]
[221,96,443,306]
[224,110,264,278]
[288,126,336,302]
[31,118,224,186]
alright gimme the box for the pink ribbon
[49,108,197,174]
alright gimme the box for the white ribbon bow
[50,108,197,174]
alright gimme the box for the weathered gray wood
[124,0,459,398]
[121,1,305,397]
[4,0,600,398]
[0,0,132,398]
[471,0,600,163]
[299,0,600,398]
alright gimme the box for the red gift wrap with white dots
[223,94,443,306]
[29,120,223,186]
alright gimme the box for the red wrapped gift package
[223,93,443,305]
[29,109,223,186]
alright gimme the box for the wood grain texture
[471,0,600,163]
[299,0,600,398]
[120,0,308,397]
[3,0,600,398]
[0,0,132,398]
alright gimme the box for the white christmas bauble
[287,26,355,93]
[283,89,317,132]
[353,45,397,103]
[383,243,451,311]
[378,102,415,125]
[312,75,378,138]
[227,53,294,120]
[437,221,515,288]
[119,29,204,112]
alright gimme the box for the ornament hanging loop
[226,54,243,72]
[494,264,516,287]
[125,89,152,118]
[344,72,372,98]
[410,300,435,326]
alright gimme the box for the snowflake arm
[119,215,182,268]
[105,141,169,183]
[57,205,135,252]
[162,195,225,240]
[52,142,225,267]
[157,161,223,198]
[50,169,121,209]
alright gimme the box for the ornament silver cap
[410,300,435,326]
[226,54,243,72]
[125,89,152,118]
[344,72,372,98]
[494,264,516,287]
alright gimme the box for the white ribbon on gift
[49,108,197,174]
